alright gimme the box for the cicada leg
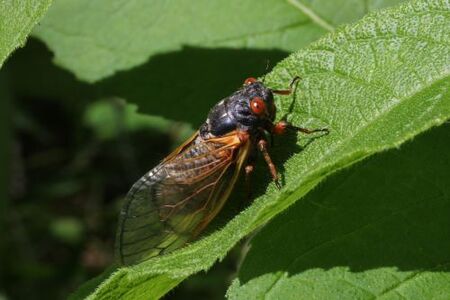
[272,120,329,136]
[261,121,328,190]
[272,76,330,135]
[257,139,281,189]
[272,76,301,95]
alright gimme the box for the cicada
[116,77,327,265]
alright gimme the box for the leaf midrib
[378,261,450,297]
[286,0,335,32]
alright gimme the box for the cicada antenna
[261,59,271,84]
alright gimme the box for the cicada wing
[116,132,250,265]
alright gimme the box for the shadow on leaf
[236,123,450,290]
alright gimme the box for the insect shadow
[205,126,325,237]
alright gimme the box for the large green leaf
[71,0,450,299]
[0,0,52,67]
[33,0,403,82]
[228,123,450,299]
[23,1,404,128]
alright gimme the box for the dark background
[0,38,289,300]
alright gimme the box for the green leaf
[71,0,450,299]
[83,99,193,141]
[0,0,52,67]
[49,217,84,245]
[227,123,450,299]
[33,0,403,82]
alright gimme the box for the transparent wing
[116,131,250,265]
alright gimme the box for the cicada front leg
[271,76,301,95]
[260,120,328,190]
[272,76,329,136]
[272,120,329,136]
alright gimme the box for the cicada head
[202,77,277,137]
[240,77,276,123]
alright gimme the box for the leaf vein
[263,272,286,298]
[208,20,312,46]
[377,261,450,297]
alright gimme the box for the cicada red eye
[244,77,257,85]
[250,97,266,115]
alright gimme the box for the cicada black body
[116,77,327,265]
